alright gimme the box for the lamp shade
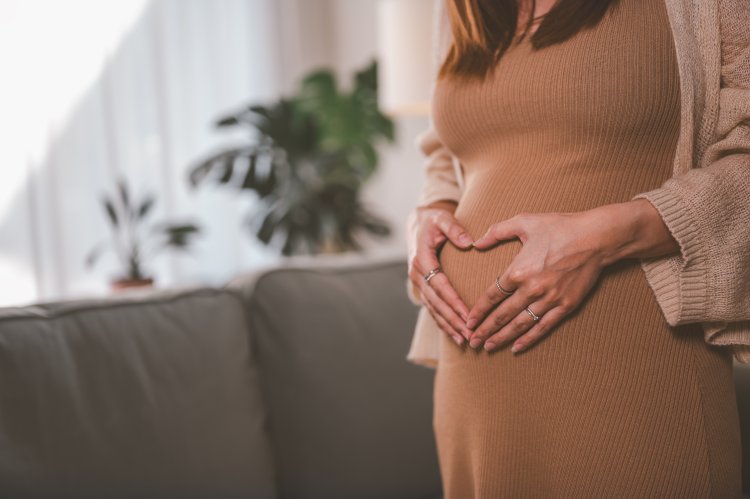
[377,0,437,116]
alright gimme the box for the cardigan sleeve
[415,0,464,208]
[405,122,464,306]
[405,0,465,306]
[414,123,464,208]
[629,0,750,363]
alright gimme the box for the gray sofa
[0,255,747,498]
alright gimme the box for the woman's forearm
[592,199,681,266]
[415,197,680,268]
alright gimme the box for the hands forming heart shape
[408,199,677,354]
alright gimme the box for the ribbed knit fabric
[427,0,743,496]
[406,0,750,365]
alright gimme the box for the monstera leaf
[188,59,394,256]
[295,60,395,179]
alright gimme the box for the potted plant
[85,178,201,290]
[188,59,395,256]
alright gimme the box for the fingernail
[460,234,473,246]
[466,318,477,329]
[511,343,524,354]
[453,336,464,346]
[469,338,482,349]
[483,342,495,351]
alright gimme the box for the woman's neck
[515,0,557,38]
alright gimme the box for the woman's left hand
[464,202,647,353]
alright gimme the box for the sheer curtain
[0,0,323,306]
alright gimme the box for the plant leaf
[188,145,257,187]
[85,240,110,268]
[117,178,130,211]
[138,196,156,220]
[103,197,119,228]
[219,156,235,184]
[160,223,201,248]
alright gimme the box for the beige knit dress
[427,0,742,497]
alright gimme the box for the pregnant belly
[440,157,678,332]
[438,235,523,312]
[437,184,529,311]
[437,213,681,362]
[437,189,659,329]
[438,165,634,312]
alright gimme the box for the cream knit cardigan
[406,0,750,367]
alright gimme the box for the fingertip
[458,234,473,247]
[471,236,487,247]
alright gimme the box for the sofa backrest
[228,257,442,499]
[0,288,276,499]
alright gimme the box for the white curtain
[0,0,307,306]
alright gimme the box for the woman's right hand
[407,201,475,345]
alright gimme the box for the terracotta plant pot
[111,277,154,291]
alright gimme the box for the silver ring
[495,275,514,295]
[424,266,442,283]
[525,306,540,321]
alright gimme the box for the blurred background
[0,3,454,496]
[0,0,437,306]
[2,4,749,497]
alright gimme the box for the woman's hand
[464,199,680,353]
[408,201,475,345]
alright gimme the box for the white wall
[0,0,430,306]
[327,0,430,258]
[1,0,289,305]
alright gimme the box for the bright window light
[0,0,149,305]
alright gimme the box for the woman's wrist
[589,199,681,266]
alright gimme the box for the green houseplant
[86,178,201,290]
[189,59,395,256]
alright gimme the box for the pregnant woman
[405,0,750,497]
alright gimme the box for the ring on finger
[495,275,514,295]
[484,303,545,351]
[524,305,541,321]
[424,266,442,283]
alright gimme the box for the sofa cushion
[229,256,441,499]
[0,288,276,499]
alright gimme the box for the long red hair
[439,0,621,81]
